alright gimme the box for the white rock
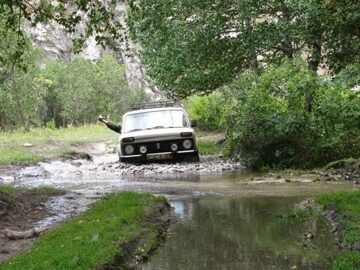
[23,143,33,147]
[0,176,15,184]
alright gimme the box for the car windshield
[123,109,188,133]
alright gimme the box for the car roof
[123,107,185,117]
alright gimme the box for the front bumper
[119,150,198,162]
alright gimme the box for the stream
[5,153,357,269]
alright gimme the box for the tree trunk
[10,70,29,131]
[308,32,323,72]
[0,112,5,130]
[244,18,259,72]
[306,31,323,112]
[280,0,294,59]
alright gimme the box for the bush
[185,92,227,131]
[0,53,146,130]
[226,58,360,169]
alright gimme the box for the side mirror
[190,120,198,128]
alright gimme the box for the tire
[177,152,199,163]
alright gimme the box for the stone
[0,176,15,184]
[3,228,40,240]
[23,143,33,147]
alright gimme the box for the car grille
[122,139,194,155]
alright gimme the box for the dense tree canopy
[0,52,144,130]
[128,0,360,98]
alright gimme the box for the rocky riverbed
[1,154,244,182]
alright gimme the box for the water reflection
[143,196,336,270]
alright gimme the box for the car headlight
[139,145,147,154]
[171,143,178,151]
[124,144,134,155]
[183,139,193,150]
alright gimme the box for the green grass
[0,192,166,270]
[197,140,221,155]
[0,125,117,165]
[0,186,65,197]
[315,190,360,269]
[0,185,18,194]
[0,150,42,165]
[197,132,226,156]
[331,251,360,270]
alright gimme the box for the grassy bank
[0,125,117,165]
[0,192,169,270]
[0,185,63,195]
[315,190,360,270]
[197,132,226,156]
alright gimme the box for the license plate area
[147,153,172,160]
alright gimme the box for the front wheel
[176,152,200,162]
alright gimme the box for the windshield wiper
[127,128,143,132]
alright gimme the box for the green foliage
[185,92,226,131]
[128,0,360,98]
[0,192,166,270]
[332,251,360,270]
[0,54,145,130]
[315,190,360,270]
[46,120,56,130]
[226,58,360,169]
[0,47,46,130]
[0,8,30,69]
[316,190,360,232]
[334,63,360,89]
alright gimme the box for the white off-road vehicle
[118,102,199,162]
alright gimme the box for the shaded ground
[324,158,360,183]
[0,188,64,262]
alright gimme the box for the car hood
[121,127,195,141]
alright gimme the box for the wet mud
[0,189,66,262]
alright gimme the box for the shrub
[185,92,227,131]
[226,58,360,169]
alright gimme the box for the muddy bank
[0,192,174,270]
[0,189,174,268]
[297,194,359,253]
[0,188,65,262]
[0,189,96,263]
[322,204,360,252]
[99,202,174,270]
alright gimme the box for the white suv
[118,102,199,162]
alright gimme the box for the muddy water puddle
[144,196,336,270]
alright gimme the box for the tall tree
[128,0,360,98]
[0,49,45,131]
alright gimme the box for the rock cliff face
[24,2,162,100]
